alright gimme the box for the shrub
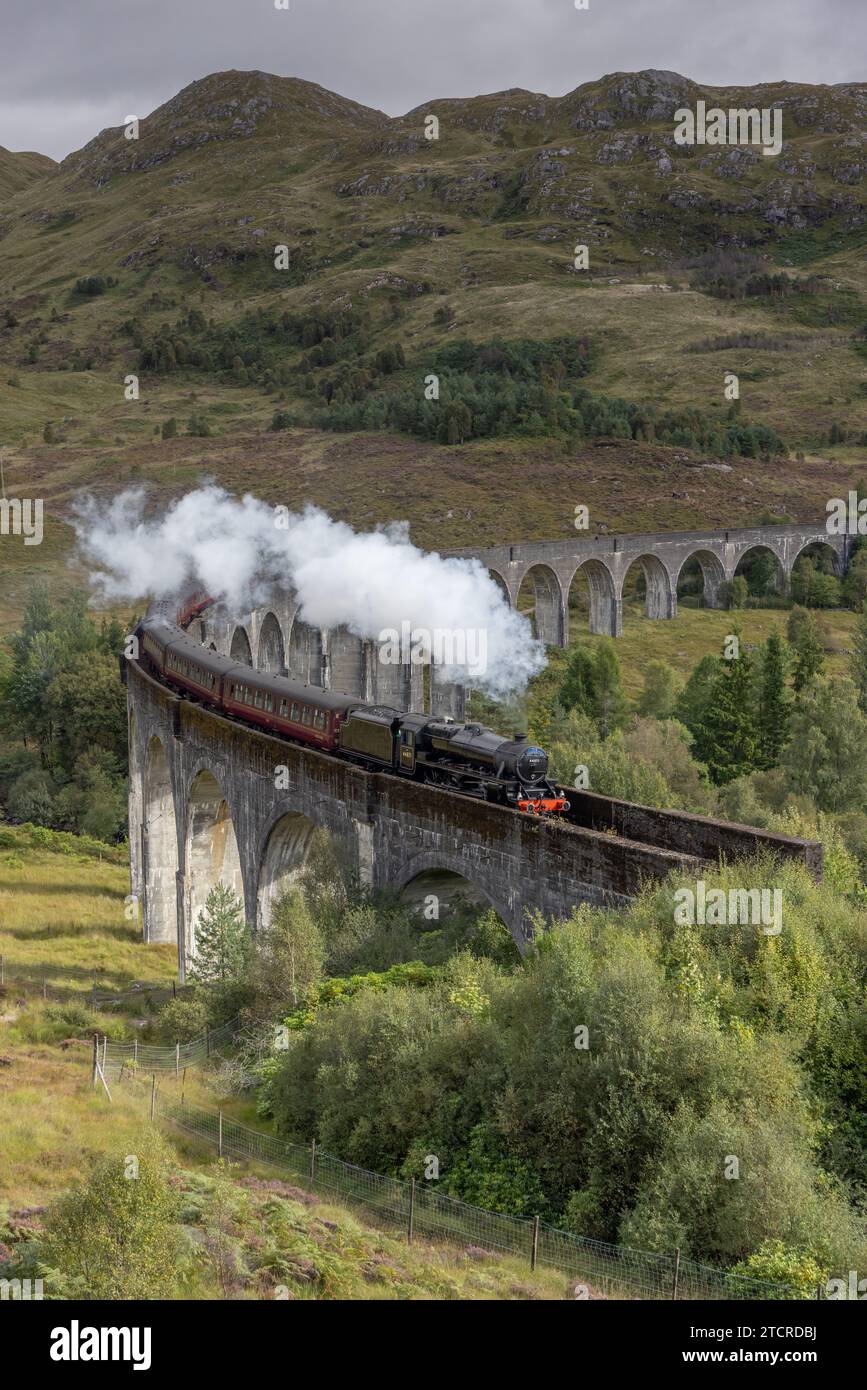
[731,1241,827,1298]
[150,994,211,1045]
[7,769,55,826]
[41,1133,182,1299]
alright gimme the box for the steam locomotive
[133,599,569,815]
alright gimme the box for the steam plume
[73,486,545,697]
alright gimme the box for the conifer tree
[693,632,758,784]
[593,639,629,738]
[756,630,790,768]
[787,607,825,693]
[189,882,248,985]
[674,653,718,738]
[851,598,867,717]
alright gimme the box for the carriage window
[314,710,326,730]
[291,703,300,721]
[279,699,288,717]
[266,695,273,712]
[302,706,313,726]
[254,690,263,709]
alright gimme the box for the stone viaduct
[193,524,852,725]
[449,522,853,645]
[126,656,821,981]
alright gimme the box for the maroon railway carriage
[221,669,357,751]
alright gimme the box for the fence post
[310,1138,317,1189]
[672,1248,681,1301]
[175,1042,180,1078]
[134,1039,138,1068]
[531,1215,540,1272]
[91,1035,98,1088]
[407,1178,415,1244]
[102,1035,107,1075]
[218,1110,223,1159]
[815,1282,823,1301]
[150,1073,156,1122]
[206,1026,210,1059]
[181,1067,186,1104]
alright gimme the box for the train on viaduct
[125,522,832,977]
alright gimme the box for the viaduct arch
[451,522,853,642]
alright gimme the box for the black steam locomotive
[134,600,569,815]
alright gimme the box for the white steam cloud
[73,486,545,698]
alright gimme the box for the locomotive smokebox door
[399,729,416,771]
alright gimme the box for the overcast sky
[2,0,865,161]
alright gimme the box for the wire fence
[98,1017,241,1074]
[136,1082,815,1302]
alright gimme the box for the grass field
[0,829,174,995]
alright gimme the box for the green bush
[41,1132,183,1299]
[150,994,211,1045]
[731,1241,827,1299]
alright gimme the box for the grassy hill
[0,67,865,622]
[0,146,57,198]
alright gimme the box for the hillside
[0,145,56,198]
[0,67,866,618]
